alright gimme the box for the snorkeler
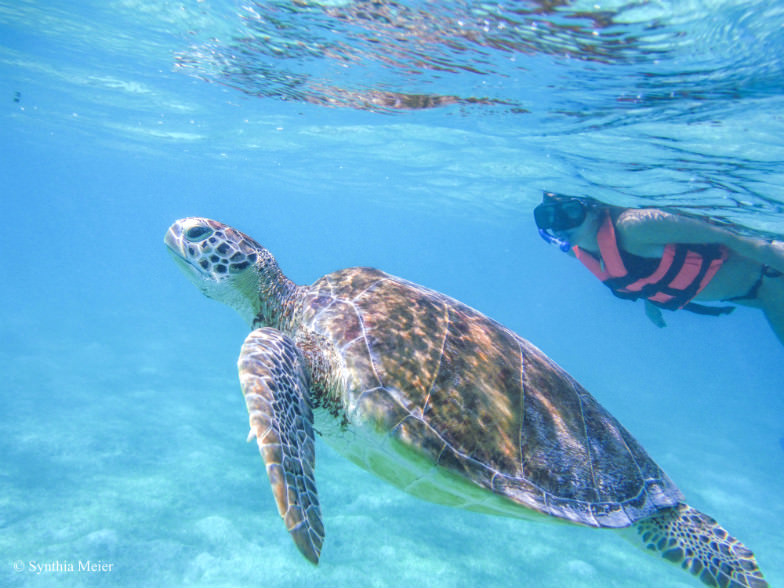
[534,192,784,345]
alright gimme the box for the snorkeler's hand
[644,300,667,328]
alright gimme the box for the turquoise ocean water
[1,1,783,587]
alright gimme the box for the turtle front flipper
[238,327,324,564]
[622,503,767,588]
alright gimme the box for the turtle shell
[293,267,682,528]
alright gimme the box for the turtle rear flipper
[239,327,324,564]
[622,503,767,588]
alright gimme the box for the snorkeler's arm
[616,209,784,273]
[644,300,667,328]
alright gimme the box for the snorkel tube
[538,228,572,252]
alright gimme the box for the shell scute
[356,283,448,405]
[356,386,411,432]
[425,306,525,479]
[392,416,447,461]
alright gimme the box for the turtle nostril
[185,225,213,242]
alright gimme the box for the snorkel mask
[534,192,590,251]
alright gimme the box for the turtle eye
[185,225,213,242]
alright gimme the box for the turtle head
[164,217,286,325]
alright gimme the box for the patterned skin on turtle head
[165,217,261,280]
[165,218,292,325]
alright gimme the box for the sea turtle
[165,217,767,588]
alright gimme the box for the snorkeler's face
[533,199,587,232]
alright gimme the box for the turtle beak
[163,221,182,251]
[164,221,185,255]
[164,220,201,279]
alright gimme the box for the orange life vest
[573,212,732,315]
